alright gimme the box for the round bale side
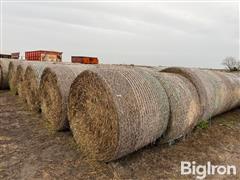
[68,66,170,162]
[8,61,20,94]
[16,62,32,101]
[40,64,94,131]
[207,71,235,114]
[163,67,222,121]
[154,73,201,142]
[24,62,51,112]
[218,72,240,108]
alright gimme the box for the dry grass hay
[163,67,219,121]
[136,66,167,73]
[8,61,20,94]
[16,62,33,100]
[24,62,51,112]
[201,70,226,117]
[0,58,12,89]
[192,70,240,115]
[155,73,201,142]
[207,71,234,114]
[40,64,94,131]
[68,66,170,162]
[163,67,239,121]
[216,72,240,108]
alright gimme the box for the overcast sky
[1,1,239,68]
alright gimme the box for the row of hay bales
[0,58,239,162]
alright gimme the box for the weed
[197,120,209,129]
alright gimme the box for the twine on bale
[0,58,12,89]
[154,72,201,142]
[24,62,52,112]
[8,61,20,94]
[68,66,170,162]
[40,64,94,131]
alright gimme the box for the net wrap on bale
[163,67,240,121]
[24,62,52,111]
[0,58,13,89]
[40,64,94,131]
[154,72,201,142]
[215,72,240,108]
[16,62,33,100]
[204,71,232,115]
[68,66,170,162]
[8,61,20,94]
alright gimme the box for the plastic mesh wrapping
[0,58,13,89]
[163,67,240,121]
[68,66,170,161]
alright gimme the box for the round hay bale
[162,67,239,121]
[208,71,235,114]
[136,66,168,73]
[16,61,33,100]
[0,58,12,89]
[68,66,170,162]
[217,72,240,108]
[24,62,52,112]
[163,67,219,121]
[8,61,20,94]
[154,73,201,142]
[40,64,94,131]
[201,70,225,117]
[192,70,240,115]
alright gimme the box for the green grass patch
[197,120,209,129]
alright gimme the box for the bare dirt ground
[0,90,240,180]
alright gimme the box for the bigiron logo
[181,161,236,179]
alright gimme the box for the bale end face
[68,70,119,161]
[8,62,19,95]
[40,68,65,131]
[156,73,201,142]
[16,65,27,101]
[0,59,11,89]
[68,67,170,162]
[24,67,41,112]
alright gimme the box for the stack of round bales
[24,62,52,112]
[136,67,201,142]
[8,60,21,94]
[40,64,94,131]
[68,66,170,162]
[0,58,12,89]
[163,67,240,121]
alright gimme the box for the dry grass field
[0,90,239,179]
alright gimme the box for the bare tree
[222,57,239,71]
